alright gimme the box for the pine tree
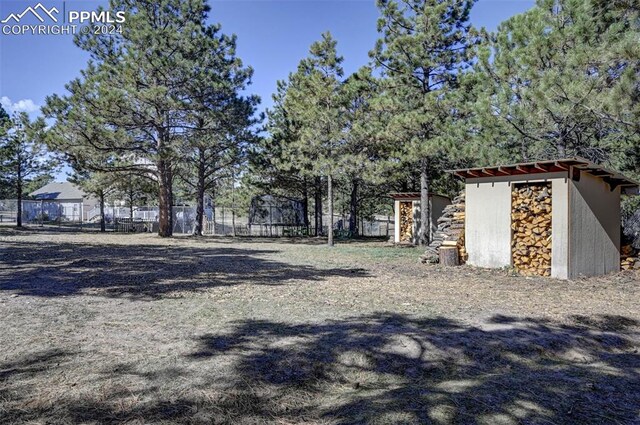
[69,170,115,232]
[286,32,345,246]
[177,24,259,236]
[44,0,257,237]
[476,0,639,165]
[0,106,13,199]
[112,172,157,222]
[182,95,259,236]
[250,80,313,228]
[339,67,391,235]
[0,113,57,227]
[371,0,477,245]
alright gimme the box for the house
[30,181,96,222]
[452,158,639,279]
[391,192,451,244]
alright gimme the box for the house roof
[30,181,87,200]
[450,158,639,191]
[389,192,450,200]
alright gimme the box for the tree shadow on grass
[3,313,637,424]
[0,240,369,299]
[186,313,640,424]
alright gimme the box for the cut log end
[439,246,460,267]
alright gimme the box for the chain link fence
[0,200,393,238]
[0,199,83,225]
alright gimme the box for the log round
[439,246,460,266]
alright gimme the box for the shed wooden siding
[569,172,620,278]
[465,180,512,268]
[551,178,569,279]
[465,172,568,270]
[392,195,451,244]
[412,200,420,245]
[394,199,401,243]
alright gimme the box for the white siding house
[30,182,96,222]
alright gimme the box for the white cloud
[0,96,39,114]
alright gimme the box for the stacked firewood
[511,184,552,277]
[399,202,414,242]
[422,192,466,264]
[621,245,639,270]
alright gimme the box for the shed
[390,192,451,244]
[452,158,639,279]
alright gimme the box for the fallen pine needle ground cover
[1,228,638,424]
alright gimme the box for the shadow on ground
[1,313,638,424]
[0,239,368,299]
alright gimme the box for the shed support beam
[570,166,581,182]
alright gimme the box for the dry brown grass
[0,227,639,424]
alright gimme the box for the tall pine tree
[371,0,477,245]
[475,0,640,166]
[44,0,257,237]
[285,32,345,246]
[0,113,57,227]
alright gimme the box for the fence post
[387,215,390,237]
[231,207,236,237]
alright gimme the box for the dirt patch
[1,228,638,424]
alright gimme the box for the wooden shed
[391,192,451,244]
[452,158,639,279]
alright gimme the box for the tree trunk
[327,174,334,247]
[419,158,431,246]
[129,194,134,221]
[99,191,106,232]
[314,176,322,236]
[231,209,236,236]
[194,183,205,236]
[302,179,309,227]
[231,172,236,237]
[193,150,206,236]
[16,179,22,228]
[211,188,216,234]
[157,159,173,237]
[557,141,567,158]
[349,179,358,236]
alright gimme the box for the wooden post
[439,247,460,266]
[387,215,390,238]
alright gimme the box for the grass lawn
[1,228,639,424]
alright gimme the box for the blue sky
[1,0,534,117]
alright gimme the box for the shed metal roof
[450,158,639,191]
[30,181,87,200]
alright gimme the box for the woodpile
[399,201,413,242]
[422,191,466,264]
[621,244,640,270]
[511,184,552,276]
